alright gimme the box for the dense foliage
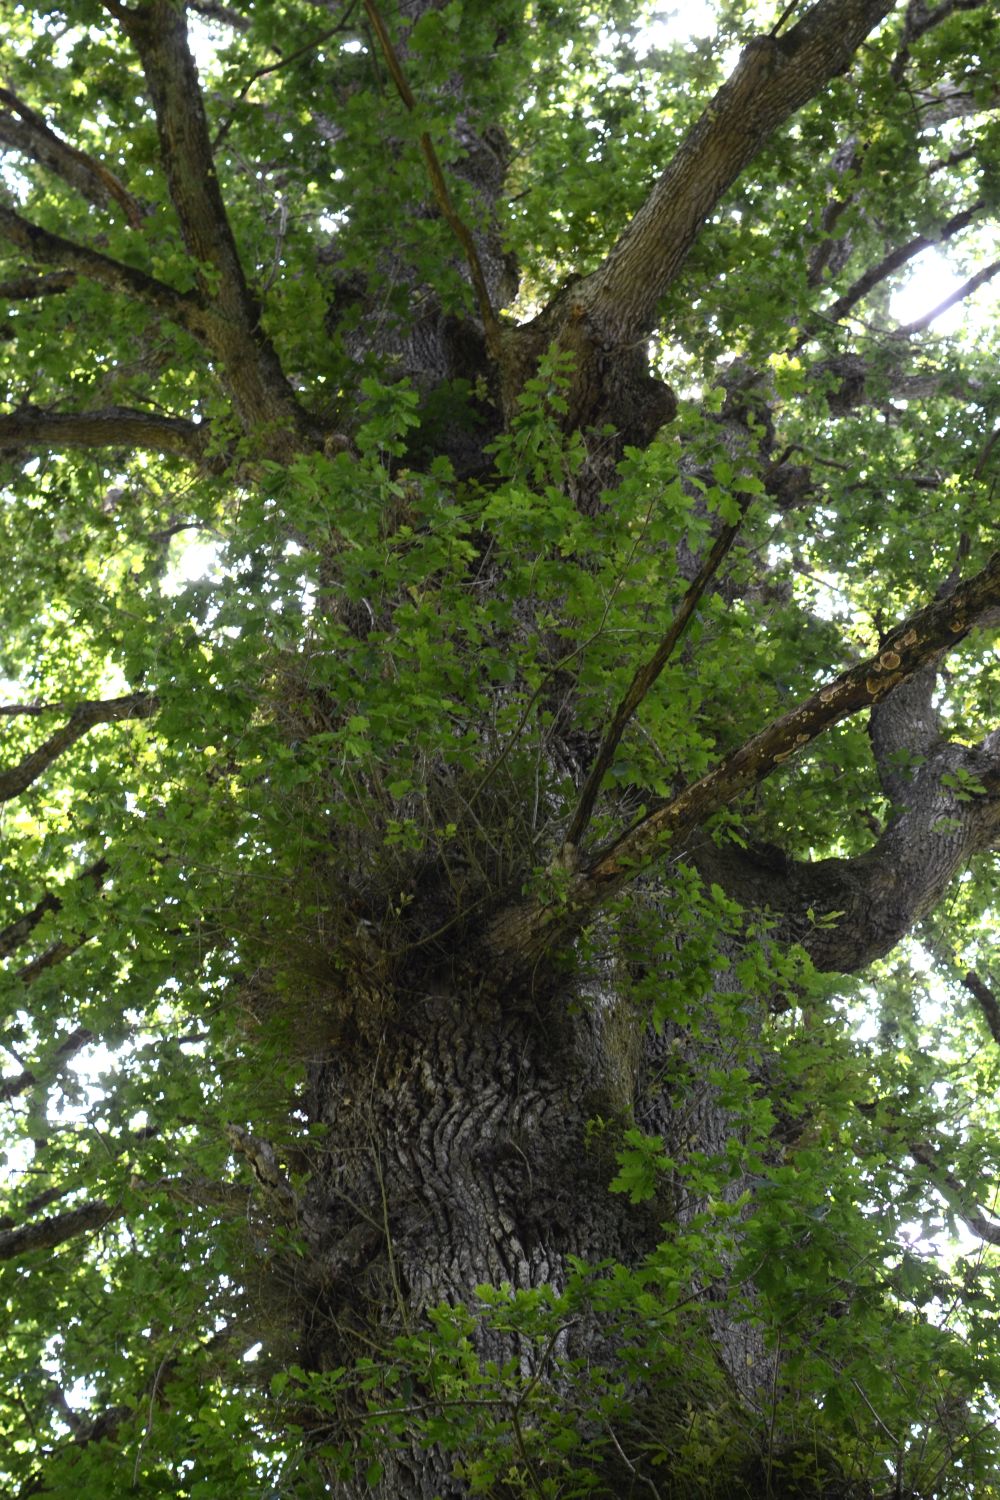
[2,0,1000,1495]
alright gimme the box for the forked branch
[488,547,1000,966]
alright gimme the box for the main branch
[0,204,208,334]
[487,548,1000,968]
[0,406,215,464]
[117,0,316,448]
[581,0,898,346]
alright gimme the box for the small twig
[469,493,662,810]
[260,195,289,294]
[362,0,502,359]
[972,426,1000,483]
[564,495,751,849]
[212,4,360,148]
[605,1423,664,1498]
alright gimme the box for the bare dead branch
[0,692,159,805]
[0,87,144,226]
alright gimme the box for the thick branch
[0,405,213,464]
[0,87,143,225]
[118,0,315,447]
[0,203,209,335]
[914,79,1000,127]
[868,660,943,802]
[487,548,1000,966]
[0,270,76,300]
[0,692,158,804]
[812,351,986,414]
[581,0,898,345]
[889,0,990,83]
[0,1199,121,1261]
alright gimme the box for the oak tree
[2,0,1000,1495]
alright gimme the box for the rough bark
[116,0,321,453]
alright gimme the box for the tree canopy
[2,0,1000,1495]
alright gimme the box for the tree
[2,0,1000,1492]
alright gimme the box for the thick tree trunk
[292,931,770,1497]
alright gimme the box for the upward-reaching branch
[488,547,1000,968]
[362,0,503,360]
[564,495,751,850]
[794,202,983,346]
[581,0,899,346]
[116,0,316,449]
